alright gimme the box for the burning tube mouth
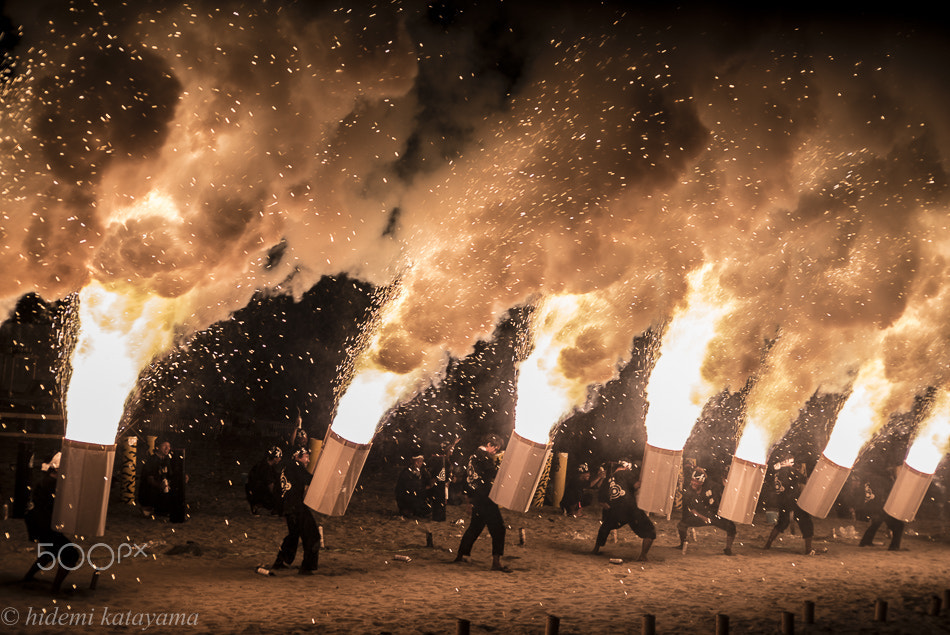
[52,439,117,537]
[490,431,552,513]
[883,463,934,523]
[638,444,684,517]
[304,429,372,516]
[797,454,852,519]
[718,456,767,525]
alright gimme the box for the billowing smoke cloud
[2,1,949,424]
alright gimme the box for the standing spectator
[590,460,655,561]
[454,434,510,572]
[560,462,591,517]
[271,448,320,574]
[139,439,173,517]
[764,457,814,554]
[395,454,431,518]
[426,438,458,522]
[246,446,283,515]
[23,452,79,592]
[678,466,737,556]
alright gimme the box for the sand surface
[3,445,950,634]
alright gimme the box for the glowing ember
[65,281,176,445]
[643,265,731,451]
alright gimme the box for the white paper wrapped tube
[883,463,934,523]
[490,431,551,513]
[638,444,683,516]
[304,430,372,516]
[718,456,767,524]
[52,439,116,537]
[797,454,852,519]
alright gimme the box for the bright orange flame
[905,389,950,474]
[328,289,428,445]
[821,356,890,468]
[513,293,607,444]
[644,265,731,451]
[65,281,178,445]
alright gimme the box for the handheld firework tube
[797,454,851,519]
[490,431,552,513]
[638,444,684,516]
[718,456,767,524]
[52,439,117,537]
[883,463,934,523]
[304,429,372,516]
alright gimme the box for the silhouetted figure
[23,452,78,593]
[396,454,431,518]
[246,446,283,515]
[859,467,904,551]
[455,434,510,572]
[764,457,814,554]
[272,449,320,574]
[139,439,173,517]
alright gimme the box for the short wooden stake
[716,613,729,635]
[929,595,942,616]
[457,618,470,635]
[874,599,888,622]
[318,525,325,549]
[802,600,815,624]
[781,611,794,635]
[545,614,560,635]
[944,589,950,613]
[426,531,434,548]
[519,528,527,546]
[641,614,656,635]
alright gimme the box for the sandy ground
[3,449,950,634]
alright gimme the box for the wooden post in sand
[802,600,815,624]
[715,613,729,634]
[873,599,887,622]
[781,611,794,635]
[456,618,470,635]
[641,614,656,635]
[545,614,559,635]
[929,595,942,616]
[944,589,950,613]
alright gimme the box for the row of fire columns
[8,426,935,540]
[457,592,950,635]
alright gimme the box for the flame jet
[638,265,734,516]
[885,389,950,522]
[492,293,621,513]
[53,281,180,536]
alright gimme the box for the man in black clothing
[246,446,282,515]
[591,460,655,561]
[139,439,173,517]
[395,454,431,518]
[454,434,509,572]
[858,467,904,551]
[23,452,79,592]
[678,466,737,556]
[271,449,320,574]
[764,457,814,554]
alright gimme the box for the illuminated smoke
[1,2,949,460]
